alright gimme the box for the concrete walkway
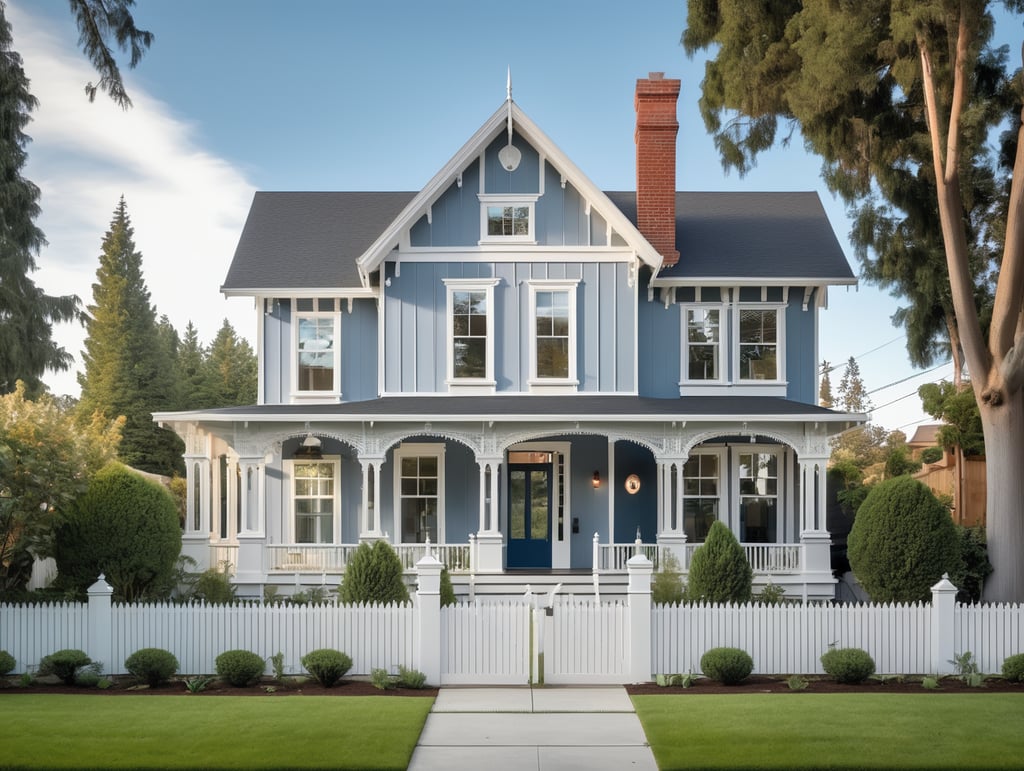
[408,686,657,771]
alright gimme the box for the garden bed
[626,674,1024,695]
[0,675,437,697]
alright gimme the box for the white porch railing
[592,538,804,575]
[262,543,472,574]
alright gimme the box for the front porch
[201,532,834,601]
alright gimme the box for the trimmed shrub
[848,476,961,602]
[821,647,875,684]
[440,567,457,607]
[125,647,179,687]
[215,649,265,687]
[39,649,92,685]
[951,525,992,603]
[300,649,352,687]
[652,552,685,605]
[685,521,753,603]
[339,541,410,604]
[0,649,15,676]
[1002,653,1024,683]
[699,647,753,685]
[920,446,944,464]
[370,668,394,690]
[53,463,181,601]
[397,666,427,689]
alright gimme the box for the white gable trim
[355,101,663,284]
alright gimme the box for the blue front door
[507,463,553,569]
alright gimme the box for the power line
[867,360,952,395]
[824,335,905,373]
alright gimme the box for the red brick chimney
[635,72,680,267]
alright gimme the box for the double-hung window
[682,452,722,542]
[738,451,779,543]
[293,298,340,400]
[288,458,339,543]
[737,307,781,381]
[394,443,445,544]
[682,307,725,382]
[444,278,498,391]
[528,280,578,390]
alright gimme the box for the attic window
[479,194,537,244]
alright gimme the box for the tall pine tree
[819,361,833,408]
[201,319,257,407]
[77,198,182,475]
[0,6,80,396]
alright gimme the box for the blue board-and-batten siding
[383,260,635,394]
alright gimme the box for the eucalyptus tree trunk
[979,395,1024,600]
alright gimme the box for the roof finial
[506,67,512,102]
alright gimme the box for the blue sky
[11,0,1016,433]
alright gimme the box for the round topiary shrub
[848,476,961,603]
[215,649,265,687]
[53,462,181,601]
[300,649,352,687]
[700,647,754,685]
[339,540,410,604]
[39,649,93,685]
[685,521,753,603]
[820,647,876,684]
[1002,653,1024,683]
[125,647,179,687]
[0,650,16,676]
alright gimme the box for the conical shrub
[339,540,410,604]
[685,521,752,603]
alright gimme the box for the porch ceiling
[156,394,864,425]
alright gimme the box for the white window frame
[284,456,341,544]
[733,304,785,384]
[680,304,728,385]
[393,443,446,544]
[681,448,726,543]
[478,194,538,244]
[444,278,499,392]
[731,446,783,543]
[528,279,579,392]
[291,300,341,403]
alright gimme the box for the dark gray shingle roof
[606,191,854,281]
[222,190,853,292]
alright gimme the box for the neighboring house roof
[607,191,855,284]
[908,424,942,447]
[223,190,854,295]
[157,395,864,424]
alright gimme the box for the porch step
[449,571,630,601]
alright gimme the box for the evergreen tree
[176,322,206,409]
[836,357,870,414]
[0,7,80,397]
[76,198,182,476]
[819,361,833,408]
[201,319,257,407]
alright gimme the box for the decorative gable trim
[355,102,663,284]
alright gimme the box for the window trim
[681,448,726,543]
[478,194,538,244]
[444,278,499,392]
[527,279,579,392]
[291,303,342,402]
[679,304,728,385]
[732,446,782,543]
[393,443,446,544]
[734,303,785,384]
[284,456,341,544]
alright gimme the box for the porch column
[182,454,212,571]
[235,455,268,586]
[359,457,385,538]
[656,457,687,567]
[798,455,834,599]
[475,455,503,573]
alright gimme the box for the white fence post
[87,574,114,673]
[415,549,443,685]
[931,573,958,675]
[627,549,653,683]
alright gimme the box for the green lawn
[0,695,434,769]
[633,693,1024,770]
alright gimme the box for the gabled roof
[221,191,413,294]
[353,100,664,281]
[607,191,856,284]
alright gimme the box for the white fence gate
[440,601,531,684]
[542,598,629,684]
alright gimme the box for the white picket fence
[2,562,1023,683]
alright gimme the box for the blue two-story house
[156,73,863,601]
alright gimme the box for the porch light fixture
[592,470,601,489]
[293,433,322,460]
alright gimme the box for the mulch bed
[625,674,1024,695]
[0,676,438,697]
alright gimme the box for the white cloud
[8,2,256,398]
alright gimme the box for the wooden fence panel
[0,602,89,673]
[545,598,628,684]
[955,602,1024,673]
[440,601,530,684]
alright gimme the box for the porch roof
[156,394,864,424]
